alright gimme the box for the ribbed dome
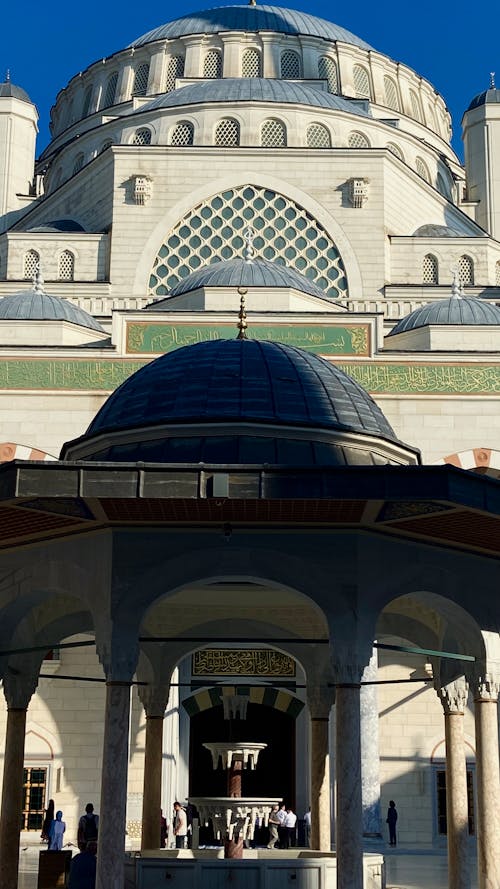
[0,286,104,332]
[146,258,340,305]
[388,296,500,336]
[140,78,370,117]
[131,5,372,50]
[467,87,500,112]
[0,80,32,104]
[83,339,396,440]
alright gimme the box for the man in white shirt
[284,808,297,848]
[173,802,187,849]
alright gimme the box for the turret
[0,73,38,222]
[462,73,500,240]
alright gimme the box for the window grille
[149,184,348,300]
[24,250,39,280]
[132,128,152,146]
[165,56,184,92]
[241,49,261,78]
[318,57,338,94]
[261,119,286,147]
[496,261,500,287]
[82,85,93,118]
[410,90,423,122]
[170,121,194,146]
[132,63,150,97]
[383,76,400,111]
[435,769,475,837]
[416,157,430,182]
[459,255,474,286]
[280,50,301,79]
[423,254,438,285]
[353,65,371,99]
[348,131,370,149]
[72,154,84,175]
[215,118,240,146]
[103,73,118,108]
[58,250,75,281]
[387,142,404,161]
[306,123,331,148]
[203,50,222,78]
[22,767,47,831]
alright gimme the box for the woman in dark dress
[41,799,55,843]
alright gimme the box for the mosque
[0,3,500,889]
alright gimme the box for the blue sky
[1,0,496,157]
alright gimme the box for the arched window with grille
[459,255,474,286]
[280,50,301,79]
[383,76,400,111]
[24,250,40,280]
[423,254,438,285]
[165,56,185,92]
[170,121,194,146]
[353,65,371,99]
[203,50,222,78]
[215,118,240,146]
[410,89,423,122]
[261,119,287,147]
[241,49,261,78]
[99,140,113,154]
[306,123,331,148]
[132,128,152,146]
[348,131,370,148]
[416,157,431,183]
[132,63,150,97]
[318,57,339,94]
[58,250,75,282]
[103,73,118,108]
[387,142,404,161]
[82,85,93,118]
[73,154,84,175]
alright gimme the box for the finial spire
[248,0,257,6]
[5,69,10,83]
[450,266,462,299]
[236,289,248,339]
[491,72,496,89]
[33,265,45,293]
[243,226,255,263]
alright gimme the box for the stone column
[0,669,38,889]
[307,686,334,852]
[148,48,166,95]
[116,61,133,104]
[335,666,364,889]
[474,675,500,889]
[360,649,382,838]
[138,685,169,850]
[261,36,279,77]
[437,678,470,889]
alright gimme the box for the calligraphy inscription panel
[192,649,296,677]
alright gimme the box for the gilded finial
[243,225,255,263]
[33,265,45,293]
[450,266,462,299]
[248,0,257,6]
[491,72,496,89]
[237,289,248,339]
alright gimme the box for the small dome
[388,296,500,336]
[413,223,468,238]
[145,257,341,305]
[27,219,85,234]
[0,79,32,104]
[140,78,370,117]
[466,87,500,112]
[131,5,373,50]
[79,339,396,440]
[0,281,104,333]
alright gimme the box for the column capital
[307,684,335,719]
[437,677,469,715]
[138,683,170,719]
[473,673,500,702]
[95,624,139,682]
[332,661,366,686]
[2,666,39,709]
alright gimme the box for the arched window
[306,123,331,148]
[170,121,194,146]
[165,56,185,92]
[24,249,40,280]
[318,57,339,94]
[423,254,438,285]
[496,261,500,287]
[387,142,404,161]
[99,140,113,154]
[58,250,75,281]
[215,118,240,146]
[459,255,474,286]
[132,63,150,97]
[203,50,222,78]
[260,119,287,147]
[241,49,261,78]
[82,85,93,118]
[72,154,84,175]
[410,89,423,122]
[132,128,152,145]
[103,73,118,108]
[383,76,400,111]
[416,157,431,183]
[353,65,371,99]
[280,50,301,79]
[348,131,370,148]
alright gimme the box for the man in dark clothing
[77,803,99,852]
[68,840,97,889]
[386,800,398,845]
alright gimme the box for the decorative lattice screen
[410,90,423,122]
[387,142,404,161]
[132,63,150,97]
[103,73,118,108]
[261,119,286,147]
[23,250,39,280]
[203,50,222,79]
[241,49,261,78]
[306,124,331,148]
[459,255,474,286]
[170,122,194,146]
[422,254,438,285]
[58,251,75,281]
[165,56,185,92]
[133,128,152,146]
[383,77,400,111]
[215,119,240,146]
[280,51,301,79]
[318,57,338,94]
[353,66,371,99]
[416,157,430,182]
[348,131,369,148]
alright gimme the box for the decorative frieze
[192,648,295,677]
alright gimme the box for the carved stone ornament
[348,177,369,208]
[437,678,469,714]
[474,673,500,702]
[130,174,153,205]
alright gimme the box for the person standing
[267,805,280,849]
[276,804,287,849]
[173,802,187,849]
[386,800,398,846]
[284,807,297,848]
[160,810,168,848]
[303,807,311,848]
[48,810,66,850]
[77,803,99,852]
[68,840,97,889]
[41,799,54,843]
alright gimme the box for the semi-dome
[145,257,342,305]
[131,4,373,50]
[388,296,500,336]
[0,278,104,332]
[413,223,468,238]
[0,79,32,104]
[140,78,371,117]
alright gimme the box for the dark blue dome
[466,88,500,112]
[388,296,500,336]
[83,339,395,440]
[0,80,32,104]
[0,288,104,332]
